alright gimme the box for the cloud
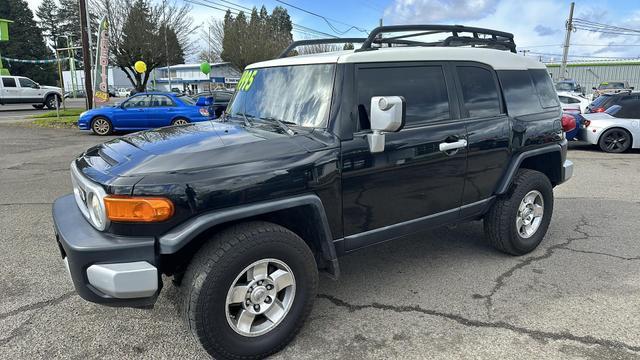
[384,0,499,23]
[534,25,558,36]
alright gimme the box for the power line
[275,0,369,35]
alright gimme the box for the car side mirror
[630,86,635,90]
[32,84,40,89]
[196,96,213,107]
[592,87,597,90]
[367,96,406,153]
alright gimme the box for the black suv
[52,25,573,359]
[586,92,640,114]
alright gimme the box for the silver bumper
[86,261,158,299]
[562,160,574,182]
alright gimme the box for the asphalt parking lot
[1,124,640,359]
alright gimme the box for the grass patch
[30,108,84,119]
[31,116,79,128]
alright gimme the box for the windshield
[555,82,575,91]
[598,82,625,90]
[227,64,335,128]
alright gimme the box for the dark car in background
[592,81,633,99]
[191,90,233,118]
[555,79,584,95]
[586,92,640,113]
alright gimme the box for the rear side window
[612,96,640,118]
[530,69,559,108]
[456,66,502,118]
[356,65,450,129]
[2,77,16,87]
[498,70,541,117]
[559,96,580,104]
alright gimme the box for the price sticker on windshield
[238,70,258,91]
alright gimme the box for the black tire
[598,128,632,153]
[91,117,113,136]
[32,104,45,110]
[484,169,554,255]
[45,94,60,110]
[182,221,318,360]
[171,117,190,126]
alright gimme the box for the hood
[41,85,62,92]
[83,121,331,177]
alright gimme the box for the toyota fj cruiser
[52,25,573,359]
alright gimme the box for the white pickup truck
[0,75,63,109]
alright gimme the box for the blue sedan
[78,92,214,135]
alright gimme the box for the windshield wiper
[232,112,253,128]
[258,116,296,136]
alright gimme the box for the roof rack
[277,37,431,58]
[357,25,517,53]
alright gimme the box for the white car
[579,105,640,153]
[557,91,590,114]
[116,88,131,97]
[0,75,63,109]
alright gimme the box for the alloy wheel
[93,118,111,135]
[603,130,628,152]
[225,258,296,337]
[516,190,544,239]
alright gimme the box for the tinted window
[123,95,151,108]
[530,69,559,108]
[2,77,16,87]
[356,65,450,129]
[559,96,580,104]
[178,95,196,105]
[498,70,542,117]
[613,97,640,118]
[588,94,613,111]
[151,95,175,107]
[18,78,37,88]
[457,66,502,117]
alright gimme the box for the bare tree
[198,19,224,62]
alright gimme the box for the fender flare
[43,91,61,102]
[158,194,340,277]
[495,144,562,195]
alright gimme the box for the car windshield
[226,64,335,128]
[178,94,196,105]
[598,82,625,89]
[555,82,575,91]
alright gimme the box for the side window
[2,77,17,87]
[530,69,559,108]
[151,95,175,107]
[497,70,543,117]
[123,95,151,108]
[558,96,569,104]
[613,97,640,118]
[456,66,502,118]
[356,65,450,130]
[18,78,37,88]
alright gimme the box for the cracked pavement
[1,124,640,359]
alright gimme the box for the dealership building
[152,62,241,93]
[545,59,640,92]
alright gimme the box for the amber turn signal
[104,196,174,222]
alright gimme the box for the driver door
[17,77,44,102]
[115,94,151,129]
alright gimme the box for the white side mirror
[367,96,406,153]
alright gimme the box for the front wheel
[599,128,631,153]
[182,221,318,359]
[45,94,60,110]
[91,117,113,136]
[484,169,553,255]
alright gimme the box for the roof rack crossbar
[278,38,367,58]
[356,25,517,53]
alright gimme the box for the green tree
[36,0,60,48]
[221,6,293,71]
[57,0,81,46]
[0,0,57,84]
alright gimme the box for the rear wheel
[484,169,553,255]
[599,128,631,153]
[91,117,113,136]
[171,118,189,126]
[182,221,318,360]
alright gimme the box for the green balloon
[200,62,211,75]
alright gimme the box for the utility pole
[560,1,575,80]
[520,49,530,57]
[78,0,93,109]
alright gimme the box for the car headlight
[87,192,107,230]
[79,111,87,118]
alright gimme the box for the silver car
[579,105,640,153]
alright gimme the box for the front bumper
[53,194,160,306]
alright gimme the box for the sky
[23,0,640,62]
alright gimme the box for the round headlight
[88,192,106,229]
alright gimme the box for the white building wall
[546,60,640,94]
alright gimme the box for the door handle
[439,139,467,152]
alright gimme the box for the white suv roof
[247,47,547,71]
